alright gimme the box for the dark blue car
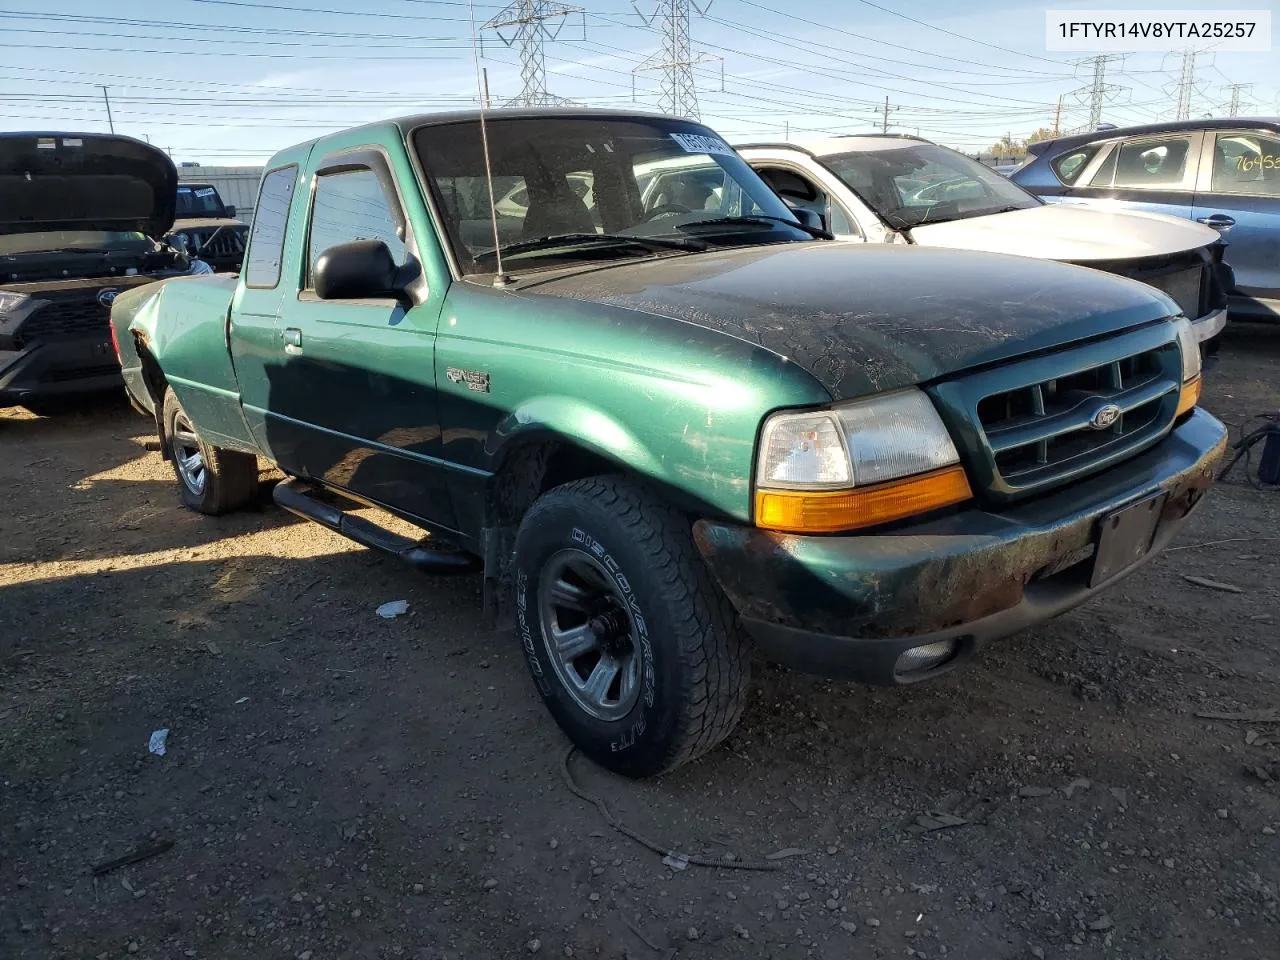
[1014,118,1280,323]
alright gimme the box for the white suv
[737,136,1231,344]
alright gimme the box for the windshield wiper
[677,215,832,239]
[474,232,705,264]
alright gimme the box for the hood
[521,243,1178,400]
[168,216,246,231]
[0,132,178,237]
[908,203,1219,262]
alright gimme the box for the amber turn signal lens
[754,465,973,534]
[1176,374,1201,419]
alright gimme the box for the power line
[851,0,1064,66]
[730,0,1072,78]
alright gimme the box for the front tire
[162,387,258,515]
[513,476,750,777]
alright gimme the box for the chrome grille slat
[984,375,1174,454]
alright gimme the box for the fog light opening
[894,638,961,680]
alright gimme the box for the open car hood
[0,132,178,237]
[907,203,1219,262]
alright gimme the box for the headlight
[1174,317,1201,382]
[0,291,30,314]
[755,389,972,533]
[1173,317,1202,418]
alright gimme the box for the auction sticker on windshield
[670,133,734,157]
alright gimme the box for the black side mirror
[791,207,827,233]
[225,204,236,219]
[315,239,411,301]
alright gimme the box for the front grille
[15,292,110,348]
[1142,264,1204,319]
[48,363,120,382]
[188,227,247,268]
[931,324,1183,502]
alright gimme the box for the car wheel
[513,475,750,777]
[162,387,258,515]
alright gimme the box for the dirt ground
[2,326,1278,960]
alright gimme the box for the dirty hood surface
[908,203,1218,262]
[0,132,178,237]
[523,242,1176,399]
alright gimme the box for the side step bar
[273,479,479,575]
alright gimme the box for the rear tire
[513,476,750,777]
[162,387,258,515]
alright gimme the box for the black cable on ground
[559,746,781,872]
[1217,412,1280,488]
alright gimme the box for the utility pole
[878,95,896,134]
[1222,82,1252,117]
[1052,94,1063,137]
[632,0,722,120]
[1174,49,1198,120]
[1068,55,1126,130]
[482,0,585,107]
[100,85,115,134]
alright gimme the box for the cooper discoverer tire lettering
[513,475,749,777]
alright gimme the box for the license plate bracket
[1090,492,1167,587]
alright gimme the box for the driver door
[270,145,458,531]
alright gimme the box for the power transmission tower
[1221,82,1253,117]
[1068,55,1127,131]
[483,0,585,107]
[1173,49,1199,120]
[632,0,722,120]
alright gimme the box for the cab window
[306,167,406,287]
[1210,132,1280,196]
[243,165,298,289]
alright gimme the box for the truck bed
[112,273,254,450]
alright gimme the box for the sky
[0,0,1275,165]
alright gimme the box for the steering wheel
[641,203,693,222]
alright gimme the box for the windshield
[0,230,150,257]
[415,116,811,275]
[175,185,226,217]
[821,142,1039,229]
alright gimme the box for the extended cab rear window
[244,165,298,288]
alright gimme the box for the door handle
[282,327,302,355]
[1195,214,1236,230]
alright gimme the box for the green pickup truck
[111,110,1227,776]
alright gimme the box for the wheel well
[133,338,171,458]
[488,439,619,527]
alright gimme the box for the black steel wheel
[513,475,750,777]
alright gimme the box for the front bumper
[1190,306,1228,343]
[0,337,123,407]
[693,408,1228,685]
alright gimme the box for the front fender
[494,394,667,481]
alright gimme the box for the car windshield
[415,116,811,276]
[175,185,225,216]
[0,230,151,257]
[821,142,1040,229]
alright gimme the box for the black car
[166,182,249,273]
[0,132,205,412]
[1013,117,1280,322]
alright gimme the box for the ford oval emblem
[1090,403,1122,431]
[97,288,119,308]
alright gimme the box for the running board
[273,479,479,574]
